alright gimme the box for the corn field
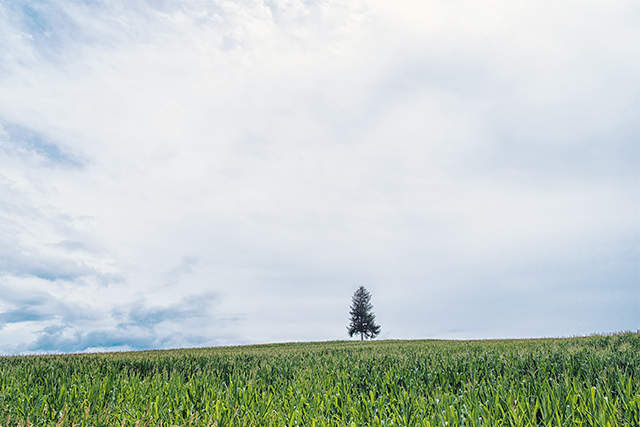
[0,332,638,426]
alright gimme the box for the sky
[0,0,637,354]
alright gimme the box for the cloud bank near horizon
[0,0,637,354]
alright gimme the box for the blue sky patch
[0,122,83,168]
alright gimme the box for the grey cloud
[18,292,225,353]
[54,239,101,254]
[0,179,121,284]
[0,283,100,330]
[162,256,199,288]
[114,292,218,330]
[0,287,227,354]
[0,296,53,325]
[363,37,639,186]
[486,109,639,183]
[24,325,180,353]
[0,249,113,283]
[0,231,121,283]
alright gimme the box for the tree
[347,286,381,341]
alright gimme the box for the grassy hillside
[0,332,638,426]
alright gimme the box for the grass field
[0,332,637,426]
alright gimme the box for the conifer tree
[347,286,381,340]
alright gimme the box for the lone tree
[347,286,381,340]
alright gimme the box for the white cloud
[0,0,637,353]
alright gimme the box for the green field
[0,332,638,426]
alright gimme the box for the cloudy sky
[0,0,637,354]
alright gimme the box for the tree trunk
[361,333,363,341]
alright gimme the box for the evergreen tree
[347,286,381,340]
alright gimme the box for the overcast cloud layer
[0,0,637,354]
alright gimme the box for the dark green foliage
[0,332,638,426]
[347,286,381,340]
